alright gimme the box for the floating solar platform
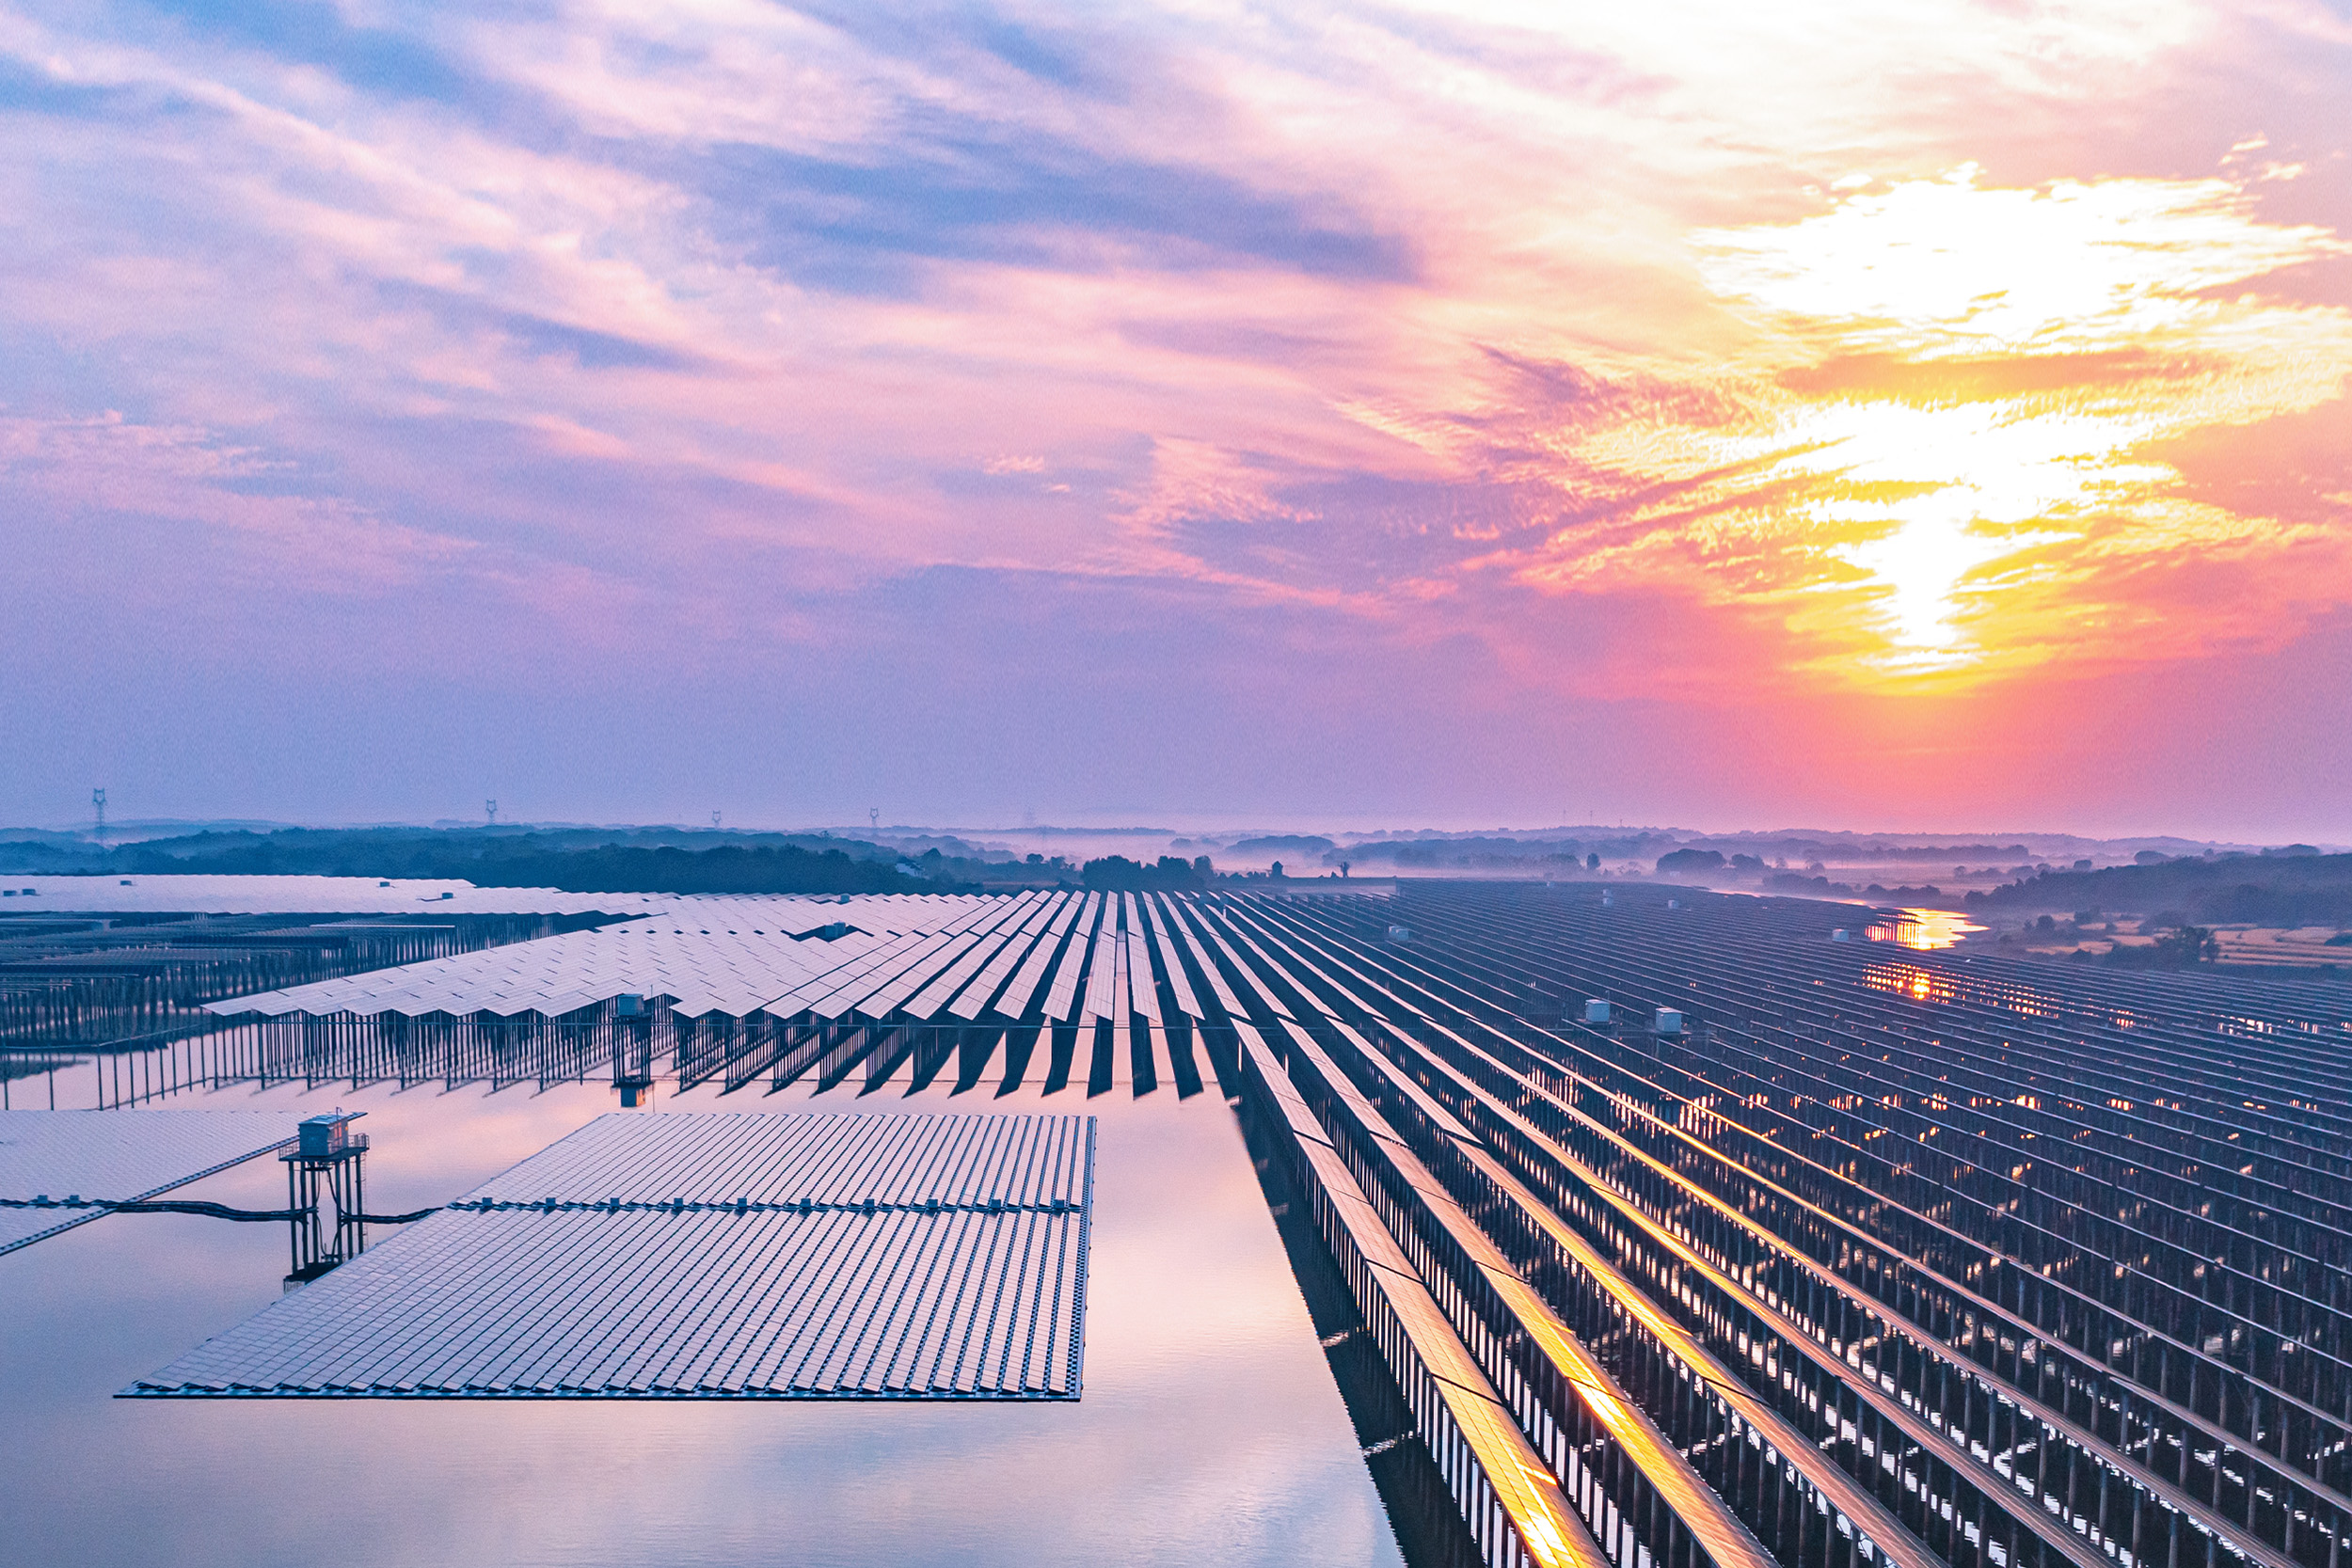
[0,1110,305,1255]
[17,873,647,916]
[127,1112,1094,1400]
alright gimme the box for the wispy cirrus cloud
[1483,169,2352,677]
[1,0,2349,825]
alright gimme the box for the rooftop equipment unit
[1600,890,1614,908]
[615,994,644,1017]
[1583,999,1612,1024]
[296,1111,365,1159]
[1386,924,1413,944]
[1830,928,1852,942]
[1655,1007,1684,1037]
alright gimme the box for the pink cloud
[2,0,2349,828]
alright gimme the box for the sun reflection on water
[1865,908,1983,949]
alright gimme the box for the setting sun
[1505,169,2352,681]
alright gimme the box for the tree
[1655,848,1726,878]
[2107,923,2220,969]
[1080,854,1204,892]
[2152,926,2220,964]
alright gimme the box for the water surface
[0,1070,1403,1567]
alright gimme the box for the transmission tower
[92,787,106,847]
[485,799,498,826]
[869,806,880,832]
[711,811,722,831]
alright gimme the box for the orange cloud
[1503,168,2352,682]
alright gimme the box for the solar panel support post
[612,1000,655,1106]
[280,1132,369,1284]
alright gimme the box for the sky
[3,0,2350,839]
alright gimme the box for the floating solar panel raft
[128,1112,1094,1400]
[0,1110,305,1255]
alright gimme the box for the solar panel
[127,1112,1094,1400]
[0,1110,305,1254]
[204,891,1240,1031]
[24,874,645,916]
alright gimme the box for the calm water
[0,1069,1405,1567]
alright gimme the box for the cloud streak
[0,0,2348,829]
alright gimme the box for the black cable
[0,1196,313,1221]
[103,1199,312,1221]
[1,1197,441,1223]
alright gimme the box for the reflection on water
[1865,907,1983,950]
[0,1069,1405,1568]
[1236,1098,1485,1568]
[8,1015,1229,1112]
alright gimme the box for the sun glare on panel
[1866,910,1985,950]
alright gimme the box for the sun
[1579,166,2352,679]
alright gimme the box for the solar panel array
[212,890,1253,1027]
[61,880,2352,1568]
[465,1110,1089,1210]
[128,1113,1093,1401]
[16,874,652,916]
[1170,885,2352,1568]
[0,1110,304,1253]
[1,909,590,1053]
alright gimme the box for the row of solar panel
[214,890,1263,1029]
[129,1112,1095,1401]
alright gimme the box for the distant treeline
[0,837,114,873]
[1081,855,1208,892]
[1339,835,1660,868]
[1336,835,2047,868]
[0,828,980,895]
[1695,840,2032,863]
[474,845,961,895]
[1224,835,1335,856]
[1967,854,2352,926]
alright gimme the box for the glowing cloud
[1514,169,2352,677]
[1697,167,2346,353]
[2,0,2350,828]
